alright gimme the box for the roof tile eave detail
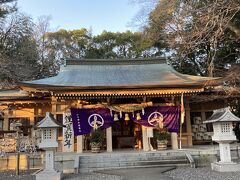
[53,88,204,98]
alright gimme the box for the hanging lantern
[125,113,130,121]
[114,113,119,121]
[136,113,141,120]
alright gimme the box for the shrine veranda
[0,58,224,153]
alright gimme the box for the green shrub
[90,129,104,144]
[154,129,170,141]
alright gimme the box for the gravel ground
[0,170,36,180]
[165,167,240,180]
[0,170,122,180]
[3,167,240,180]
[62,172,122,180]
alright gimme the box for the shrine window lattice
[221,123,230,133]
[43,129,53,139]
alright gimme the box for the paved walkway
[99,167,176,180]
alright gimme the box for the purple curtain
[71,108,114,136]
[133,106,180,133]
[71,106,180,136]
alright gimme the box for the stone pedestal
[36,170,62,180]
[36,150,62,180]
[219,143,231,163]
[210,142,240,172]
[211,162,240,172]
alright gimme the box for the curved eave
[53,87,204,99]
[19,82,207,91]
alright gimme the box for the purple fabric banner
[71,106,180,136]
[71,108,114,136]
[133,106,180,133]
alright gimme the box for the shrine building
[0,58,224,153]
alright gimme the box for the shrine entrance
[112,120,142,150]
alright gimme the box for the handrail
[185,152,196,168]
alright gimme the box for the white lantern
[35,112,63,180]
[204,107,240,172]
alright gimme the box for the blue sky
[17,0,141,34]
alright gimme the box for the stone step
[79,159,188,168]
[79,155,187,163]
[79,164,186,173]
[77,151,189,173]
[79,152,186,159]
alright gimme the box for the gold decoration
[125,113,130,121]
[136,113,141,120]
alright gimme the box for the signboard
[62,113,74,152]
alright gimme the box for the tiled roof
[204,107,240,123]
[20,58,218,90]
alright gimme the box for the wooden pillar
[3,110,9,131]
[51,97,57,117]
[185,98,193,147]
[142,126,149,151]
[106,127,112,152]
[171,96,178,149]
[77,136,83,153]
[29,109,35,126]
[171,132,178,149]
[77,102,84,153]
[201,111,206,122]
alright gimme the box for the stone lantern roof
[204,107,240,123]
[36,112,63,128]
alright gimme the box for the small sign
[62,113,74,152]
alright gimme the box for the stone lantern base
[36,170,62,180]
[211,162,240,172]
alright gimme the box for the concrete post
[142,126,149,151]
[106,127,113,152]
[171,132,178,149]
[77,135,83,153]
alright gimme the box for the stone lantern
[204,107,240,172]
[35,112,63,180]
